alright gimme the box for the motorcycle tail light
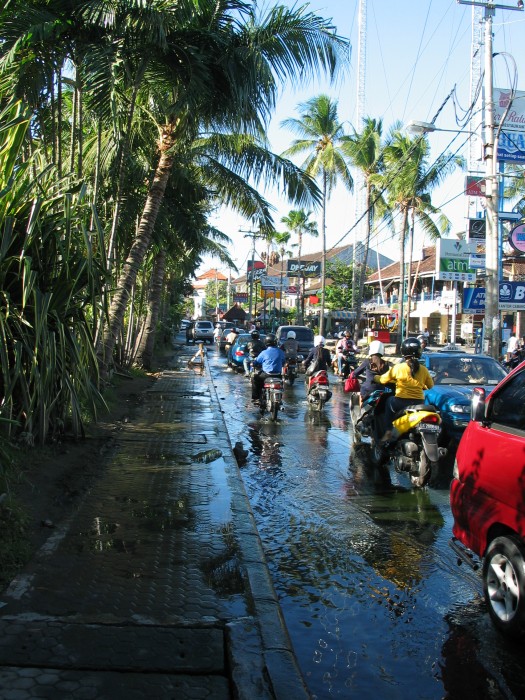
[234,350,244,357]
[421,414,440,424]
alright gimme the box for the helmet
[287,331,296,340]
[368,340,385,357]
[264,333,277,347]
[314,335,325,347]
[401,337,422,358]
[251,330,260,339]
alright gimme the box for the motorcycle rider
[243,330,266,377]
[372,337,434,443]
[251,333,286,404]
[336,330,358,376]
[352,340,393,405]
[281,330,299,359]
[303,335,332,375]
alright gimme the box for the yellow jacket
[374,361,434,400]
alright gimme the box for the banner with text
[436,239,477,282]
[287,260,322,278]
[463,282,525,313]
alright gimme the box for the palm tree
[280,210,319,323]
[98,3,349,375]
[343,117,392,339]
[377,127,464,346]
[282,94,353,334]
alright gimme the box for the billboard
[436,239,477,282]
[463,283,525,313]
[287,260,322,278]
[497,131,525,163]
[494,88,525,133]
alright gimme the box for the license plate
[418,423,440,432]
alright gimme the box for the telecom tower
[351,0,367,320]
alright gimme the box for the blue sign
[463,282,525,313]
[497,131,525,163]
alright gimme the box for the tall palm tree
[98,3,349,375]
[282,94,353,334]
[377,127,464,346]
[343,117,392,339]
[280,210,319,322]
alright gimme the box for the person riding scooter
[372,337,434,443]
[336,331,358,378]
[251,333,285,404]
[243,330,266,377]
[281,330,299,360]
[352,340,393,405]
[303,335,332,376]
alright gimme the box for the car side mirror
[471,386,486,421]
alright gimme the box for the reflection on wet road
[208,347,524,699]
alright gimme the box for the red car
[450,359,525,637]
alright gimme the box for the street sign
[494,88,525,133]
[287,260,322,278]
[463,283,525,312]
[465,176,486,197]
[509,224,525,254]
[497,131,525,163]
[260,275,290,289]
[468,218,485,242]
[436,239,477,282]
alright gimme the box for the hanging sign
[494,88,525,132]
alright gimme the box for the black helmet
[264,333,277,347]
[251,330,260,339]
[401,337,422,358]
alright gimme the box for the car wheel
[483,535,525,638]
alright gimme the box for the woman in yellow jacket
[373,337,434,442]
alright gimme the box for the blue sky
[201,0,525,277]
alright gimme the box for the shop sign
[436,239,477,282]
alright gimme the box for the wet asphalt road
[206,344,525,700]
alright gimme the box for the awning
[330,310,356,320]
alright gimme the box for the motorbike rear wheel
[410,451,433,488]
[370,440,387,466]
[270,400,279,421]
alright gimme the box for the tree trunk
[100,123,176,377]
[137,248,167,368]
[354,180,372,343]
[319,170,327,336]
[396,208,409,352]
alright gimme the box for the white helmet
[368,340,385,356]
[314,335,325,347]
[287,330,296,340]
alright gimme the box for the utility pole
[458,0,524,358]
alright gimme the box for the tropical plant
[342,117,392,338]
[374,126,464,345]
[0,100,107,443]
[282,94,353,334]
[280,210,319,322]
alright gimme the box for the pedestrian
[474,326,483,354]
[506,331,518,361]
[213,324,222,343]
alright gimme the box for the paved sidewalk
[0,346,309,699]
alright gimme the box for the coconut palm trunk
[397,208,409,352]
[319,170,327,336]
[100,123,176,377]
[135,248,166,370]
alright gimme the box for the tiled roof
[196,268,228,282]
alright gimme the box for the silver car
[192,320,215,343]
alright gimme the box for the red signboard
[465,176,486,197]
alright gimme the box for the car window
[279,327,314,342]
[489,369,525,430]
[428,356,506,386]
[196,321,213,329]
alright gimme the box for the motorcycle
[282,354,303,386]
[354,388,446,488]
[503,348,525,371]
[306,370,332,411]
[260,374,284,420]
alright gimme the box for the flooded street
[208,345,525,699]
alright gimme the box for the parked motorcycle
[260,374,284,420]
[354,388,446,487]
[306,370,332,411]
